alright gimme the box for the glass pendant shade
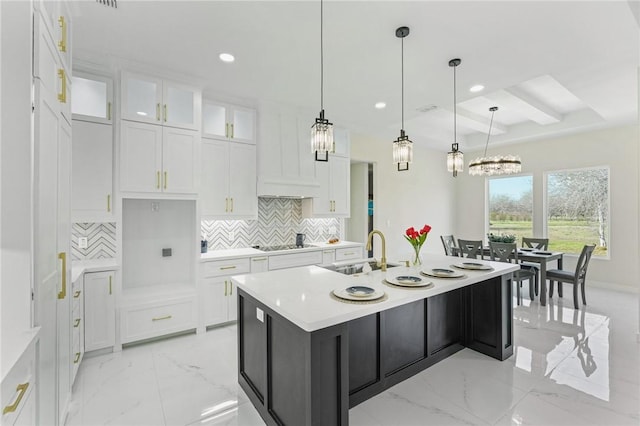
[393,129,413,171]
[311,110,334,161]
[468,106,522,176]
[447,143,464,177]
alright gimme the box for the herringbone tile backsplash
[202,198,341,250]
[71,222,116,260]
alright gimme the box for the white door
[84,271,115,352]
[33,80,60,426]
[163,81,199,130]
[71,120,113,222]
[331,156,350,216]
[57,118,72,425]
[201,139,230,217]
[120,120,162,193]
[121,72,163,124]
[202,278,230,326]
[162,127,198,194]
[228,143,257,218]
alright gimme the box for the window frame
[543,165,611,260]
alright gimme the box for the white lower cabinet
[335,247,363,262]
[84,271,115,352]
[71,275,84,384]
[121,296,197,344]
[250,256,269,273]
[1,334,37,426]
[201,257,250,327]
[268,250,323,271]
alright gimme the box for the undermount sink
[322,259,401,275]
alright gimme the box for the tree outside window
[488,176,533,243]
[546,168,609,257]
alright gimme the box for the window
[488,175,533,242]
[546,167,609,257]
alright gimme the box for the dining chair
[457,239,484,259]
[520,237,549,295]
[440,235,459,257]
[547,244,596,309]
[488,242,538,305]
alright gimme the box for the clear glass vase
[412,245,422,267]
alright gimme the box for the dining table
[516,249,564,306]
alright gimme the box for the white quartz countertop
[71,258,119,283]
[200,241,363,261]
[232,253,518,332]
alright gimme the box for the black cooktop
[255,244,313,252]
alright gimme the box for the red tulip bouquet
[404,224,432,266]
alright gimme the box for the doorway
[346,161,374,257]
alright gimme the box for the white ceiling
[71,0,639,152]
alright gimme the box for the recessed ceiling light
[470,84,484,93]
[375,102,386,109]
[136,111,148,116]
[219,53,235,63]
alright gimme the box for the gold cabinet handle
[156,103,161,121]
[323,250,334,254]
[152,315,172,322]
[74,290,81,298]
[252,257,267,261]
[74,318,81,328]
[58,16,67,52]
[220,265,236,270]
[156,171,160,189]
[230,197,234,212]
[230,123,234,138]
[107,194,111,212]
[230,282,233,296]
[58,252,66,299]
[224,281,228,297]
[164,171,168,190]
[73,352,81,364]
[225,197,229,212]
[343,252,355,256]
[3,383,29,415]
[163,104,167,122]
[57,69,67,103]
[107,102,112,120]
[108,275,112,295]
[225,123,229,138]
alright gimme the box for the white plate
[421,268,465,278]
[332,287,385,301]
[451,262,494,271]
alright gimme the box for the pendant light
[447,58,463,177]
[468,107,522,176]
[392,26,412,172]
[310,0,334,162]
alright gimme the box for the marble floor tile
[66,287,639,426]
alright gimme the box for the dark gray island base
[237,272,513,426]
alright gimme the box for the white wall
[351,133,456,262]
[456,125,639,291]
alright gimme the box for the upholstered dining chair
[547,244,596,309]
[489,242,538,305]
[457,239,484,259]
[440,235,459,257]
[520,237,549,295]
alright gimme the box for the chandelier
[446,58,463,177]
[310,0,334,162]
[468,107,522,176]
[392,26,412,171]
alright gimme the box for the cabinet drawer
[121,298,197,344]
[1,341,36,426]
[268,251,323,271]
[335,247,363,261]
[202,257,250,278]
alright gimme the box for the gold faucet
[366,230,387,271]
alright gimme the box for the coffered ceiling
[71,0,639,152]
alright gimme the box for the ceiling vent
[96,0,117,8]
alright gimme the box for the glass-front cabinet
[72,72,113,124]
[202,100,255,144]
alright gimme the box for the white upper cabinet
[71,72,113,124]
[202,100,256,144]
[72,120,113,222]
[302,155,350,218]
[120,121,198,195]
[201,139,257,219]
[35,0,72,73]
[121,71,201,130]
[332,127,351,157]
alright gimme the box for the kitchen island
[232,254,518,426]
